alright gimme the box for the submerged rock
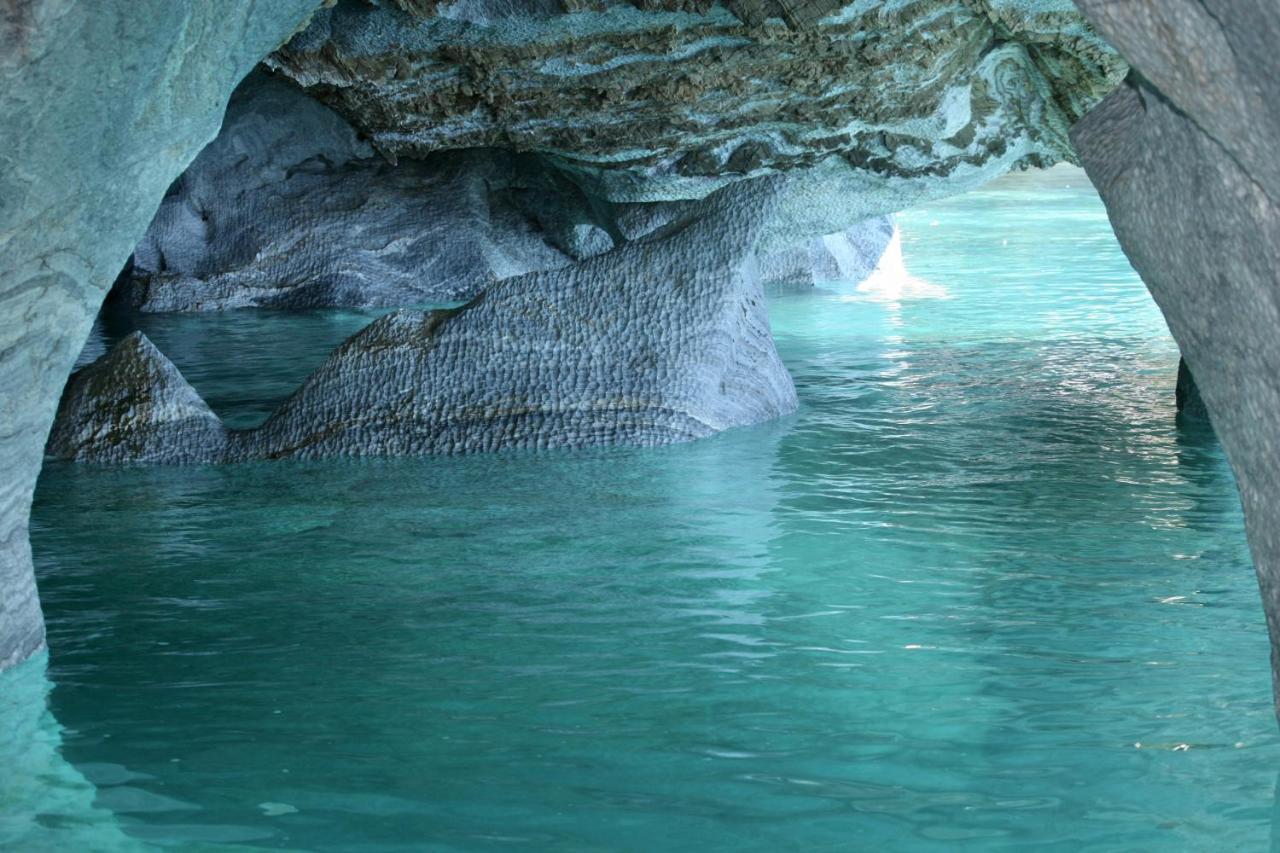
[45,333,227,464]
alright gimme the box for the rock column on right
[1071,0,1280,713]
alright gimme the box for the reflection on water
[0,655,143,851]
[8,166,1277,850]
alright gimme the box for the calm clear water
[7,166,1279,850]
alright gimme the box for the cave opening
[5,0,1280,849]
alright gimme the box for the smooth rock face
[46,333,228,464]
[0,0,323,671]
[1071,1,1280,710]
[757,217,897,292]
[118,72,600,311]
[267,0,1124,202]
[52,177,800,462]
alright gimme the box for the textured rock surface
[0,0,323,671]
[2,0,1121,675]
[46,333,228,464]
[118,72,600,311]
[52,177,799,462]
[1071,1,1280,710]
[268,0,1125,202]
[119,69,899,311]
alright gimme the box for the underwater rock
[0,0,324,671]
[45,333,228,464]
[1072,0,1280,711]
[268,0,1125,202]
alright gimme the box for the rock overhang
[265,0,1126,202]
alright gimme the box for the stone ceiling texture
[267,0,1125,201]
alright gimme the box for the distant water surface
[9,165,1277,851]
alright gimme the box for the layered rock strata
[1071,0,1280,710]
[52,177,798,462]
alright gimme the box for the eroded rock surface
[118,72,604,311]
[268,0,1124,202]
[5,0,1123,676]
[254,182,797,456]
[120,69,901,311]
[757,217,897,292]
[46,333,228,464]
[1071,0,1280,709]
[53,176,802,462]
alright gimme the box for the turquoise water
[8,166,1280,850]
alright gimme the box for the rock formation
[52,176,799,462]
[46,333,229,464]
[267,0,1123,201]
[117,72,593,311]
[757,217,898,292]
[0,0,325,671]
[1175,358,1209,423]
[1070,0,1280,710]
[0,0,1122,676]
[118,70,897,312]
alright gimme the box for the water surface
[10,166,1277,850]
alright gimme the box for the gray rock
[0,0,1120,675]
[1072,0,1280,712]
[52,176,799,462]
[615,197,899,292]
[46,333,228,464]
[253,178,797,457]
[757,218,898,293]
[118,67,896,313]
[0,0,324,672]
[268,0,1125,202]
[119,72,590,312]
